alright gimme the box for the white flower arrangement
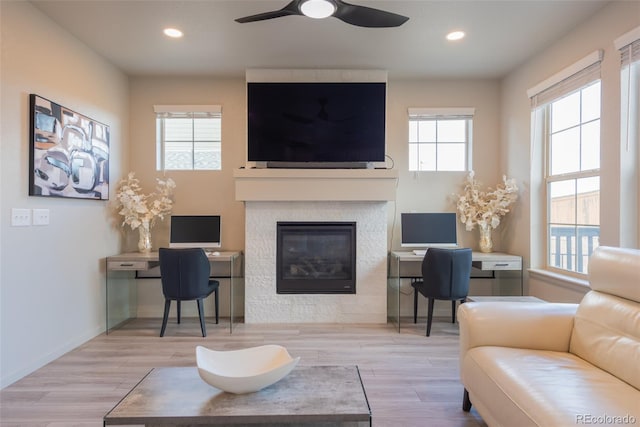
[115,172,175,230]
[456,171,518,231]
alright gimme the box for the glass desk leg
[387,253,400,332]
[491,269,524,297]
[106,270,137,334]
[229,253,244,333]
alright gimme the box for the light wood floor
[0,317,487,427]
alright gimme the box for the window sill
[528,268,590,293]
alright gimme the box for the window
[616,26,640,248]
[529,51,602,275]
[408,108,474,171]
[154,105,221,170]
[546,81,601,273]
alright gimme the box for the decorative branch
[455,171,518,231]
[115,172,175,230]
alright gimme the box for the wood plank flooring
[0,318,488,427]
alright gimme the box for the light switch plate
[32,208,50,226]
[11,208,31,226]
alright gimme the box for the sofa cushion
[463,346,640,427]
[570,290,640,390]
[588,246,640,303]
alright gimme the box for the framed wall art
[29,94,110,200]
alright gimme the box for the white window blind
[528,51,603,108]
[616,26,640,246]
[615,26,640,66]
[620,41,640,66]
[407,107,475,120]
[617,27,640,153]
[154,105,222,171]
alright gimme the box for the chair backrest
[569,246,640,390]
[159,248,211,300]
[421,247,472,299]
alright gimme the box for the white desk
[387,251,523,331]
[105,251,243,334]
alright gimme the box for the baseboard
[1,324,103,389]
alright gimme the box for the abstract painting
[29,94,109,200]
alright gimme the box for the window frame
[542,81,601,277]
[154,105,222,171]
[407,108,474,172]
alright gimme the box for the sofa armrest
[458,302,579,359]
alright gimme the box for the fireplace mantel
[234,168,397,202]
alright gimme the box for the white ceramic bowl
[195,345,300,394]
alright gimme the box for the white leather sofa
[458,246,640,427]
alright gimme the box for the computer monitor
[401,212,458,248]
[169,215,221,249]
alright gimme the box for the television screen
[247,82,386,164]
[170,215,221,249]
[401,213,458,248]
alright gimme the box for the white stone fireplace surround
[235,169,397,323]
[245,201,387,323]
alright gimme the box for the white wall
[387,79,505,316]
[500,1,640,302]
[128,77,247,318]
[387,79,502,251]
[127,77,502,318]
[127,77,502,252]
[3,0,633,388]
[0,2,129,387]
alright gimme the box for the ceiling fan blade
[235,0,302,23]
[333,1,409,28]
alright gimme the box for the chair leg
[214,289,219,324]
[197,298,207,337]
[463,388,472,411]
[176,300,181,324]
[160,299,171,337]
[451,300,457,323]
[413,287,418,323]
[426,298,435,337]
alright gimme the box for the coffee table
[103,365,371,426]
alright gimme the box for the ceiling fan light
[300,0,336,19]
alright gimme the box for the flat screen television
[401,212,458,248]
[247,82,386,165]
[169,215,221,249]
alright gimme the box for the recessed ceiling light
[300,0,336,19]
[163,28,183,38]
[446,31,465,41]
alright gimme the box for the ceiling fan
[235,0,409,28]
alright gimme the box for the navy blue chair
[159,248,219,337]
[411,248,472,336]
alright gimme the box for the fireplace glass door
[277,222,356,294]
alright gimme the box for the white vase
[478,224,493,253]
[138,221,152,253]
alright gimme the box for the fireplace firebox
[276,222,356,294]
